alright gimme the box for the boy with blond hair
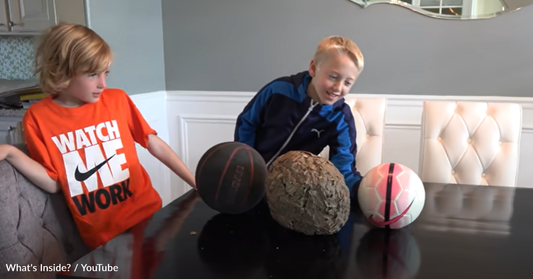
[0,23,196,250]
[234,36,365,199]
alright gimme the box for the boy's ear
[309,60,317,77]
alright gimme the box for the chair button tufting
[467,138,472,144]
[438,137,442,142]
[482,173,486,178]
[366,134,370,138]
[451,170,456,175]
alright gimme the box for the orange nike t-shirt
[22,88,163,250]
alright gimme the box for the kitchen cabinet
[0,115,23,145]
[6,0,56,33]
[0,1,7,32]
[0,0,86,35]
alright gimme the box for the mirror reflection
[350,0,533,19]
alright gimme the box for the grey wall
[162,0,533,97]
[87,0,166,95]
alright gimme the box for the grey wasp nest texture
[265,151,350,235]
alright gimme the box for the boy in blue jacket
[234,35,365,200]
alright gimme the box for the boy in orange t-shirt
[0,23,197,250]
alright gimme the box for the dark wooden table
[59,182,533,279]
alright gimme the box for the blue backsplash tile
[0,36,35,80]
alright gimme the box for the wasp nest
[265,151,350,235]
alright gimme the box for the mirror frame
[350,0,524,20]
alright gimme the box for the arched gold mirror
[349,0,532,20]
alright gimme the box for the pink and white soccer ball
[358,163,426,229]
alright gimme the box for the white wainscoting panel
[165,91,533,202]
[166,93,250,201]
[177,114,238,168]
[130,91,173,206]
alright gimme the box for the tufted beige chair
[419,101,522,187]
[417,183,515,235]
[320,97,387,176]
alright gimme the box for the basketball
[357,163,426,229]
[195,141,268,214]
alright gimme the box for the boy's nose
[332,82,342,91]
[98,76,107,88]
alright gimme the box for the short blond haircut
[313,36,364,72]
[34,23,112,94]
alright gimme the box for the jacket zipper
[266,99,319,166]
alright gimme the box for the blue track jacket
[234,71,363,198]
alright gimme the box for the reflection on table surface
[418,183,516,235]
[67,183,533,279]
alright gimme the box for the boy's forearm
[5,146,60,194]
[329,150,362,199]
[147,135,196,189]
[234,123,256,147]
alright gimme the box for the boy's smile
[308,52,360,105]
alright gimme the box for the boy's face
[308,52,359,105]
[59,70,109,107]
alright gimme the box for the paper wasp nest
[265,151,350,235]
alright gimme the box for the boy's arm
[10,114,62,194]
[328,112,363,199]
[121,91,196,189]
[2,145,61,193]
[234,84,274,146]
[147,134,196,189]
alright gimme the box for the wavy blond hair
[34,23,112,94]
[313,36,364,72]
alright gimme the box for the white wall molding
[383,95,533,131]
[130,91,172,206]
[164,90,533,198]
[168,91,533,129]
[168,91,254,105]
[177,114,237,168]
[124,90,533,202]
[386,124,421,130]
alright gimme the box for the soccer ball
[358,163,426,229]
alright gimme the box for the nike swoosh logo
[75,154,116,182]
[369,198,415,227]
